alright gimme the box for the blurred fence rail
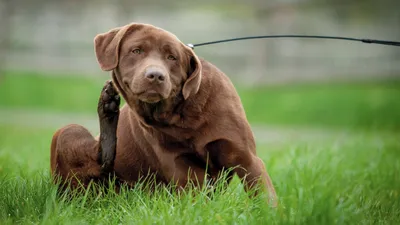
[1,0,399,85]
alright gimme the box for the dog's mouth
[138,90,165,103]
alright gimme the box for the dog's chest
[158,132,196,153]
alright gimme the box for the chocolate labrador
[50,23,277,206]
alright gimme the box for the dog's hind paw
[98,80,120,119]
[97,80,120,175]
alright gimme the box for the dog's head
[94,23,202,106]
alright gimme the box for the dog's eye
[167,55,177,61]
[132,49,142,54]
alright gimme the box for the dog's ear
[182,48,202,99]
[94,23,140,71]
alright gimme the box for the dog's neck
[134,93,185,128]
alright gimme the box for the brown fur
[50,23,277,206]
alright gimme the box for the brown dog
[50,23,277,205]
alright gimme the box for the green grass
[1,71,400,224]
[1,71,399,130]
[0,125,399,224]
[239,82,400,131]
[0,71,107,113]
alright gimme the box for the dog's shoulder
[197,58,243,109]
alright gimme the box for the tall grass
[0,126,399,224]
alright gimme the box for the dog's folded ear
[94,23,141,71]
[182,48,202,99]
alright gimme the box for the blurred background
[1,2,400,223]
[1,0,400,83]
[0,0,399,139]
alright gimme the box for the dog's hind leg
[50,80,120,190]
[96,80,120,176]
[50,124,101,189]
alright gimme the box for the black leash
[187,35,400,49]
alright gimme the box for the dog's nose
[144,69,165,83]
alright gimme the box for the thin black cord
[187,35,400,49]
